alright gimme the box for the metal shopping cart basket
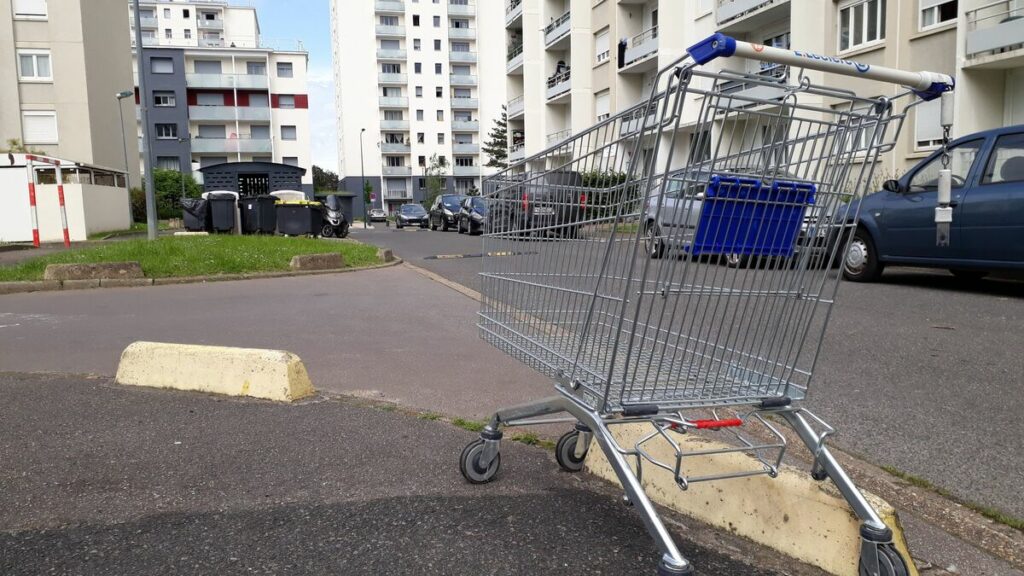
[459,33,954,576]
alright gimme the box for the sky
[250,0,338,172]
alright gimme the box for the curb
[0,258,403,295]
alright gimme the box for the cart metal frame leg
[473,390,694,575]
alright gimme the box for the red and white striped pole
[25,157,40,248]
[54,161,71,248]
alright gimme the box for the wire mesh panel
[480,61,909,414]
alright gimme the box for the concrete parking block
[43,262,143,280]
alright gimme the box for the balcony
[450,97,478,109]
[509,141,526,163]
[448,27,475,40]
[544,11,570,48]
[379,96,409,108]
[378,72,408,84]
[381,142,411,154]
[131,36,159,47]
[450,74,477,86]
[453,142,479,154]
[185,73,268,89]
[965,2,1024,68]
[197,19,223,30]
[716,0,790,33]
[137,15,157,28]
[189,105,272,122]
[507,43,524,74]
[376,24,406,38]
[375,0,405,13]
[376,48,407,60]
[546,68,571,101]
[621,26,658,73]
[199,37,224,48]
[384,188,413,200]
[192,137,272,154]
[380,119,410,130]
[453,165,478,176]
[546,129,572,151]
[619,103,659,137]
[448,1,474,16]
[449,51,477,64]
[383,165,412,176]
[507,95,524,118]
[452,120,479,131]
[505,0,523,27]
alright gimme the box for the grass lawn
[87,221,173,240]
[0,235,381,282]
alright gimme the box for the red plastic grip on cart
[692,418,743,429]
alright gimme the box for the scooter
[321,195,350,238]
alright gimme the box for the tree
[312,165,340,193]
[425,154,449,207]
[2,138,45,155]
[483,106,508,169]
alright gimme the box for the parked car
[841,125,1024,282]
[429,194,466,231]
[489,171,587,238]
[368,208,387,222]
[457,196,488,235]
[395,203,429,229]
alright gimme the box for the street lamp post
[131,0,158,240]
[360,127,367,229]
[115,90,134,222]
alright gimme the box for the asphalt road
[348,225,1024,523]
[0,372,803,576]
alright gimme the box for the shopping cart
[459,33,954,575]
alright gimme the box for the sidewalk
[0,372,808,576]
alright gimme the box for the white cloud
[307,66,338,173]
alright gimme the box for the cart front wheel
[460,439,501,484]
[555,430,589,472]
[859,543,909,576]
[646,222,665,259]
[725,253,750,268]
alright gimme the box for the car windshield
[401,204,426,215]
[442,195,463,210]
[470,197,487,213]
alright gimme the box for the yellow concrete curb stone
[585,423,916,576]
[115,341,315,402]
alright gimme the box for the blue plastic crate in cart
[689,175,817,257]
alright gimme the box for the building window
[415,86,423,97]
[163,8,170,18]
[384,110,403,120]
[281,125,297,140]
[435,87,443,97]
[433,15,440,27]
[151,57,174,74]
[434,39,441,51]
[277,62,294,78]
[247,61,266,75]
[278,95,296,108]
[21,111,57,144]
[386,156,404,167]
[914,98,943,149]
[184,29,192,39]
[382,63,401,73]
[16,50,52,81]
[165,28,173,39]
[156,156,180,171]
[595,90,610,122]
[415,62,422,74]
[595,28,610,64]
[380,15,398,25]
[455,157,474,167]
[452,41,470,52]
[283,156,299,166]
[153,91,176,107]
[919,0,957,30]
[416,109,424,121]
[414,38,421,51]
[838,0,885,52]
[183,9,189,17]
[438,133,445,144]
[13,0,48,19]
[434,63,442,75]
[417,133,425,144]
[412,14,420,26]
[155,124,178,139]
[436,110,444,121]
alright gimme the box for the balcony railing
[450,74,477,86]
[449,51,477,63]
[376,48,408,60]
[452,120,479,131]
[199,37,224,48]
[452,165,478,176]
[376,25,406,37]
[450,97,478,109]
[448,1,474,16]
[188,105,272,122]
[375,0,405,13]
[185,73,268,89]
[197,19,223,30]
[453,142,479,154]
[546,68,571,100]
[506,0,523,26]
[966,1,1024,58]
[137,15,158,28]
[379,96,409,108]
[507,43,524,73]
[716,0,777,25]
[191,136,272,154]
[544,11,570,46]
[509,141,526,162]
[448,27,475,40]
[623,25,658,67]
[507,95,524,117]
[130,36,159,47]
[382,165,412,176]
[378,72,408,84]
[379,119,410,130]
[546,129,572,146]
[384,188,413,200]
[381,142,412,154]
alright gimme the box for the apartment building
[331,0,505,214]
[505,0,1023,177]
[129,0,313,191]
[1,0,139,182]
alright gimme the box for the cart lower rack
[459,33,953,576]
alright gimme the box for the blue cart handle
[687,33,953,101]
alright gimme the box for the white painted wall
[0,170,131,243]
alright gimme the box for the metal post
[115,90,134,222]
[132,0,158,240]
[360,127,367,228]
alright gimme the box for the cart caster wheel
[657,557,694,575]
[460,439,501,484]
[859,543,909,576]
[555,430,589,472]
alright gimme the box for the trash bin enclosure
[199,162,307,196]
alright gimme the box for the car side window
[908,139,982,192]
[981,133,1024,185]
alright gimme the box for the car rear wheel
[950,269,988,281]
[843,228,883,282]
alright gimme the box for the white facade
[129,0,313,189]
[331,0,505,212]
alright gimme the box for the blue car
[842,125,1024,282]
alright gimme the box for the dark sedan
[429,194,466,231]
[395,203,429,229]
[457,196,488,235]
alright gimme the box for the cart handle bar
[687,33,954,101]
